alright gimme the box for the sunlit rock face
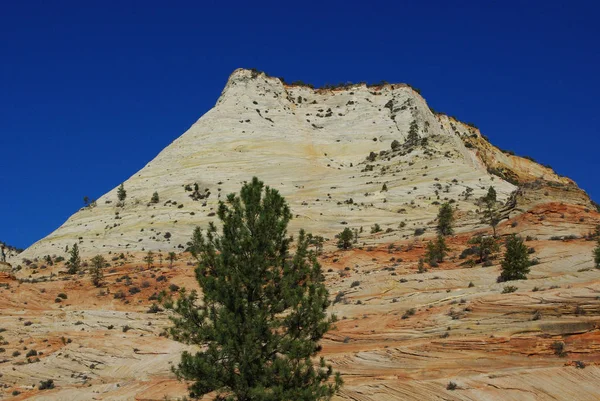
[15,68,591,262]
[2,69,599,400]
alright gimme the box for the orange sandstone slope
[0,208,599,400]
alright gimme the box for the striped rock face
[14,69,591,263]
[2,69,599,400]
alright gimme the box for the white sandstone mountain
[13,68,591,262]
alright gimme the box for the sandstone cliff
[14,68,592,263]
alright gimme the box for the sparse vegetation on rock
[90,255,106,287]
[168,251,177,268]
[337,228,354,250]
[117,183,127,204]
[499,235,530,282]
[467,235,499,264]
[143,251,154,269]
[406,120,419,146]
[481,186,501,236]
[67,243,81,274]
[437,203,454,236]
[425,235,449,266]
[39,379,55,390]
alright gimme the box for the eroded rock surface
[13,69,592,263]
[2,69,599,400]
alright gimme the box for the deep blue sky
[1,0,598,249]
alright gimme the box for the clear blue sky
[1,0,598,249]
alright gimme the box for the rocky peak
[14,69,594,262]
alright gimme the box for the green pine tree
[165,177,342,400]
[337,228,353,250]
[144,251,154,269]
[406,120,419,146]
[437,203,454,236]
[594,237,600,269]
[499,235,530,281]
[117,183,127,203]
[90,255,106,287]
[67,243,81,274]
[168,252,177,268]
[150,191,159,204]
[481,186,500,236]
[468,235,500,263]
[483,186,497,205]
[308,234,325,255]
[425,235,449,266]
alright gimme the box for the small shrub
[402,308,416,319]
[128,286,141,295]
[26,349,38,357]
[122,325,132,333]
[147,304,163,313]
[39,379,55,390]
[502,285,518,294]
[57,293,67,299]
[333,291,345,304]
[551,341,567,357]
[414,228,425,236]
[350,281,360,288]
[446,381,457,390]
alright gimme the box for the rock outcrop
[1,69,599,400]
[1,241,21,264]
[14,69,593,263]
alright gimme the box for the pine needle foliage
[144,251,154,269]
[165,177,341,401]
[436,203,454,236]
[594,237,600,269]
[425,235,449,265]
[499,235,530,281]
[336,228,353,250]
[67,243,81,274]
[168,252,177,268]
[117,183,127,203]
[481,186,500,236]
[90,255,106,287]
[468,235,500,263]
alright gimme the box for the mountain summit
[14,68,593,261]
